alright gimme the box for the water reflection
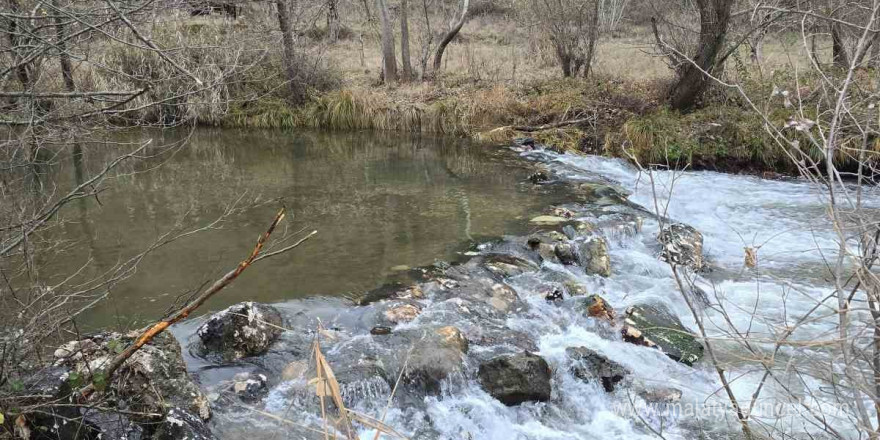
[36,129,564,328]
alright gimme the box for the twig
[78,208,309,399]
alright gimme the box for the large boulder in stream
[578,236,611,277]
[566,346,629,392]
[657,223,705,270]
[405,326,470,393]
[197,301,283,361]
[478,352,551,405]
[623,303,704,366]
[20,332,213,440]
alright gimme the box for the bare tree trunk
[275,0,306,104]
[52,0,75,92]
[668,0,732,112]
[831,23,851,68]
[417,0,433,80]
[327,0,340,42]
[5,0,33,91]
[583,0,601,78]
[400,0,413,81]
[556,45,573,77]
[432,0,470,76]
[377,0,398,82]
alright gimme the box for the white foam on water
[253,150,878,439]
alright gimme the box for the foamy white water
[205,150,879,439]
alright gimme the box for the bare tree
[401,0,414,80]
[378,0,399,82]
[328,0,341,42]
[277,0,308,104]
[432,0,469,75]
[533,0,602,78]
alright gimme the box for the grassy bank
[217,74,827,175]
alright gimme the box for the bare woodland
[4,0,880,438]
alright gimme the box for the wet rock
[554,242,578,265]
[528,171,549,184]
[38,332,211,438]
[544,287,564,302]
[578,236,611,277]
[153,407,215,440]
[478,352,551,405]
[514,137,535,148]
[566,346,628,392]
[581,294,615,322]
[405,326,469,393]
[529,215,568,226]
[551,207,576,219]
[55,332,210,421]
[658,223,704,270]
[54,339,100,362]
[197,301,283,361]
[281,360,308,381]
[488,283,519,312]
[231,372,268,402]
[383,303,421,324]
[483,252,540,278]
[638,385,683,403]
[563,281,588,296]
[370,326,393,335]
[549,231,567,241]
[624,303,704,366]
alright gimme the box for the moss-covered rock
[623,303,704,366]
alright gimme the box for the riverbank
[216,76,822,177]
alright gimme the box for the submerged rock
[566,346,629,392]
[554,242,579,265]
[231,372,268,402]
[488,283,519,312]
[370,326,393,335]
[281,360,308,381]
[638,385,683,403]
[197,301,283,361]
[657,223,705,270]
[578,236,611,277]
[528,170,549,184]
[624,303,704,366]
[383,303,422,324]
[405,326,469,393]
[478,352,551,405]
[529,215,569,226]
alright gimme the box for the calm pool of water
[39,129,569,328]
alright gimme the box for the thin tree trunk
[417,0,433,80]
[400,0,413,81]
[5,0,32,91]
[377,0,398,82]
[327,0,339,42]
[432,0,470,75]
[275,0,306,104]
[831,23,851,68]
[668,0,732,112]
[52,0,76,92]
[583,0,600,78]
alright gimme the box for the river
[40,130,880,438]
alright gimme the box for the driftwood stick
[79,208,310,399]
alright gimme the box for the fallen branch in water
[78,208,316,399]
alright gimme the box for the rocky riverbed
[21,142,767,439]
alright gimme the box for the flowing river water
[39,129,880,439]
